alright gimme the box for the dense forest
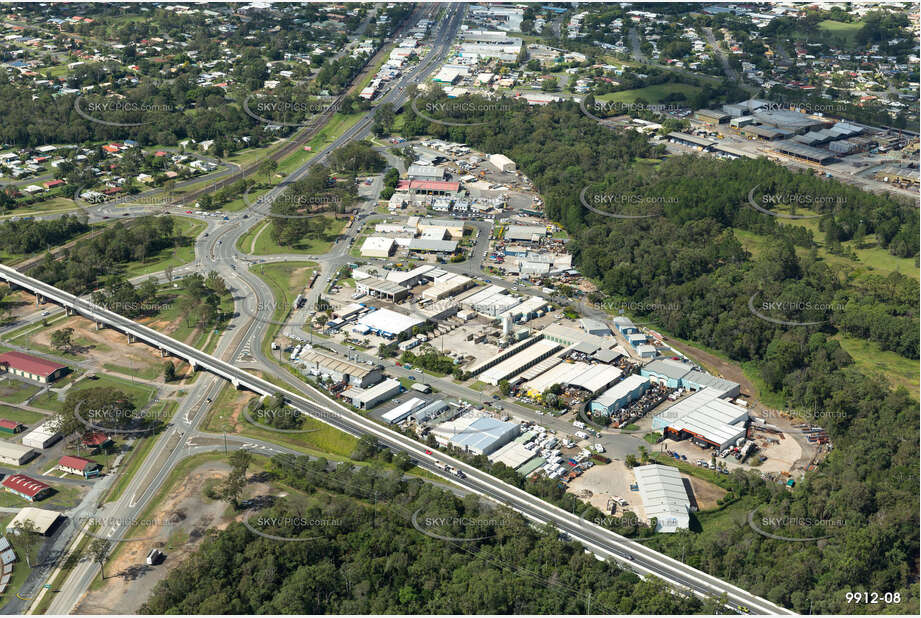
[0,214,89,255]
[400,90,919,614]
[141,454,710,614]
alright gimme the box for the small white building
[488,153,516,172]
[21,420,61,450]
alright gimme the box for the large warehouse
[381,397,426,424]
[360,236,396,258]
[590,374,651,415]
[480,339,562,385]
[356,308,425,338]
[641,358,739,398]
[633,464,691,533]
[523,361,623,398]
[653,388,749,450]
[297,350,382,387]
[434,412,520,455]
[343,378,402,409]
[0,442,38,466]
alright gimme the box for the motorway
[2,5,792,615]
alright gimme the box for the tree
[90,538,111,579]
[498,379,511,396]
[218,449,253,508]
[13,519,41,567]
[163,361,176,382]
[50,327,75,354]
[259,159,278,183]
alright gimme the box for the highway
[0,262,792,616]
[2,5,792,615]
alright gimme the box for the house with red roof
[58,455,101,478]
[0,351,68,383]
[395,179,460,196]
[43,179,65,189]
[81,431,113,453]
[1,474,52,502]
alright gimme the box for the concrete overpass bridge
[0,263,795,615]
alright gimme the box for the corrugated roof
[0,351,66,377]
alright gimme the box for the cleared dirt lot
[74,460,233,615]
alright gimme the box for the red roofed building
[395,180,460,196]
[2,474,52,502]
[58,455,101,478]
[43,179,65,189]
[0,419,26,434]
[102,144,119,153]
[0,351,68,383]
[82,431,113,452]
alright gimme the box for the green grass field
[0,379,41,404]
[237,217,345,256]
[121,216,206,278]
[0,404,49,433]
[817,19,863,42]
[834,334,919,399]
[31,374,156,413]
[597,82,702,105]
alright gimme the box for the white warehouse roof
[593,374,650,408]
[633,464,690,533]
[382,397,426,424]
[357,308,424,336]
[524,361,623,395]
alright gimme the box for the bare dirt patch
[73,461,233,615]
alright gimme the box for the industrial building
[21,420,61,450]
[523,361,623,398]
[590,374,651,415]
[407,238,458,254]
[504,225,547,242]
[381,397,426,424]
[467,335,542,377]
[580,318,611,337]
[422,273,474,301]
[343,377,402,410]
[7,507,61,535]
[355,277,411,302]
[461,285,522,317]
[298,349,382,388]
[642,358,739,398]
[0,442,38,466]
[1,474,52,502]
[417,218,463,239]
[356,308,425,339]
[693,109,729,124]
[653,388,748,450]
[0,351,67,384]
[434,412,520,455]
[408,399,450,424]
[395,179,461,197]
[667,132,715,150]
[360,236,396,258]
[488,153,516,172]
[633,464,691,533]
[407,164,446,181]
[481,339,563,385]
[772,141,835,165]
[488,440,537,469]
[541,322,616,353]
[612,316,638,335]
